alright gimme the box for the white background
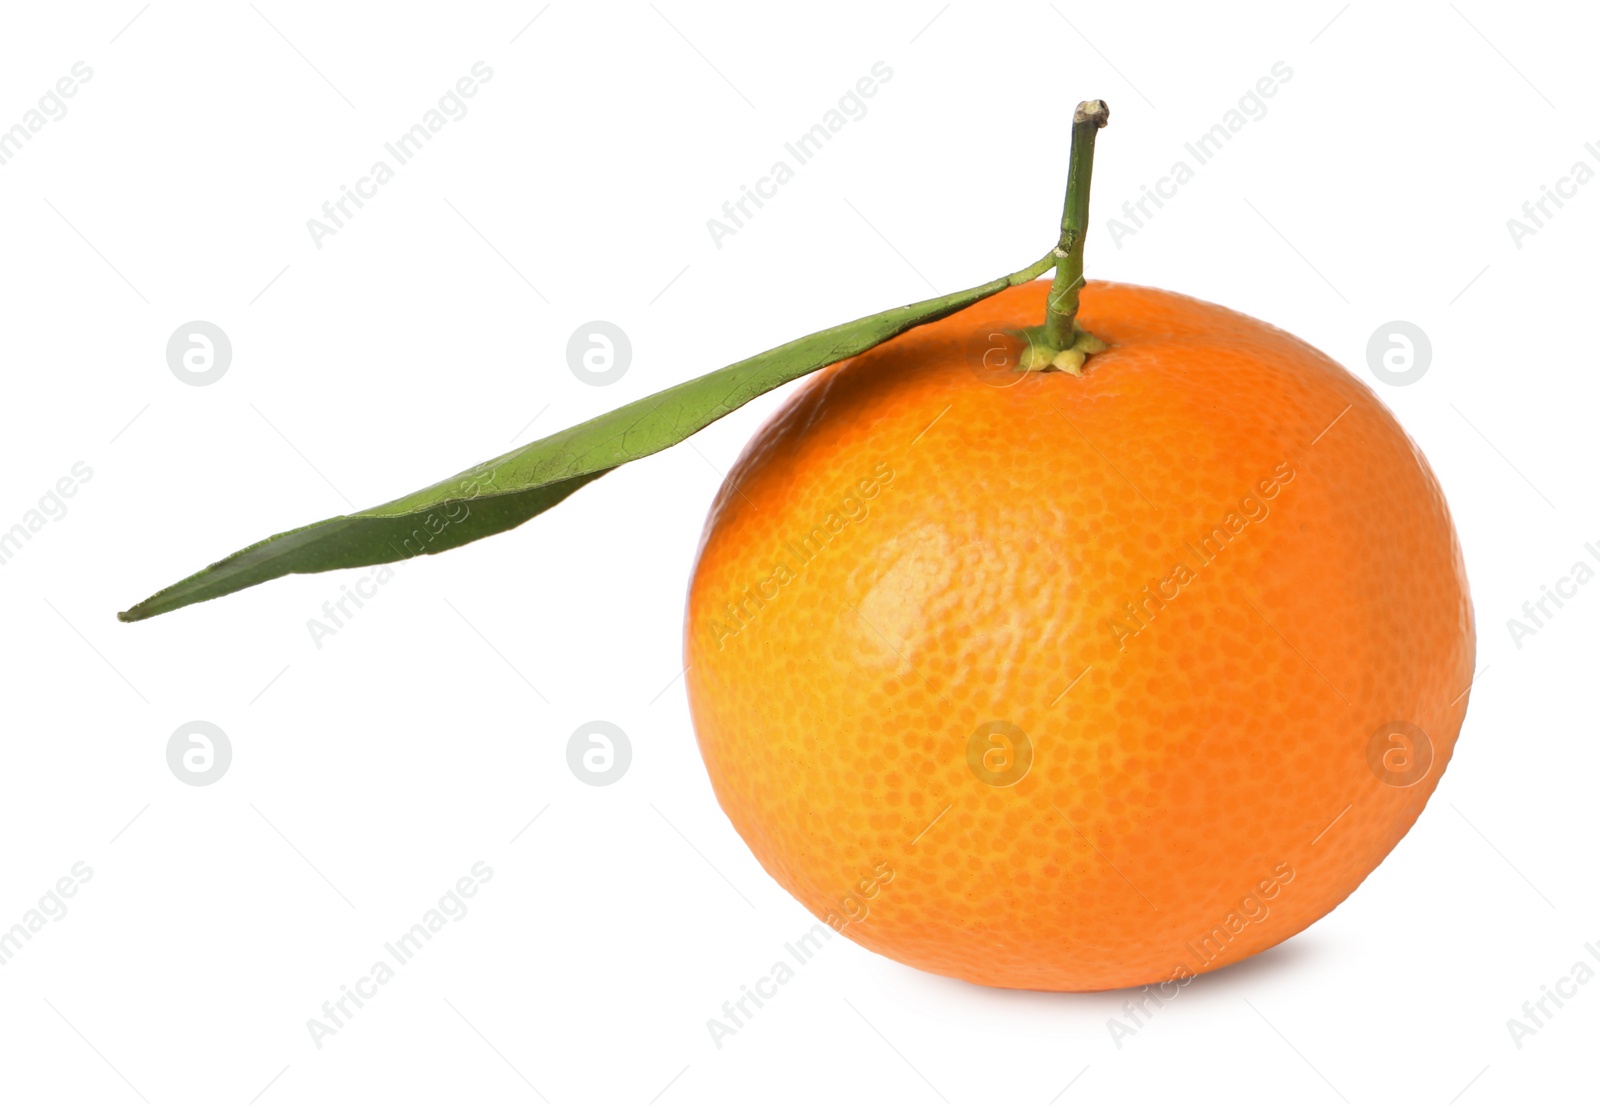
[0,2,1594,1105]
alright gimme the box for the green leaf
[119,252,1056,622]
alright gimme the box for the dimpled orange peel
[683,102,1474,990]
[120,100,1474,994]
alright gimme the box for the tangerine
[684,278,1474,991]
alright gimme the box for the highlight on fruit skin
[117,97,1474,992]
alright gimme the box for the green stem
[1043,99,1109,350]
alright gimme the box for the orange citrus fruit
[684,279,1474,991]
